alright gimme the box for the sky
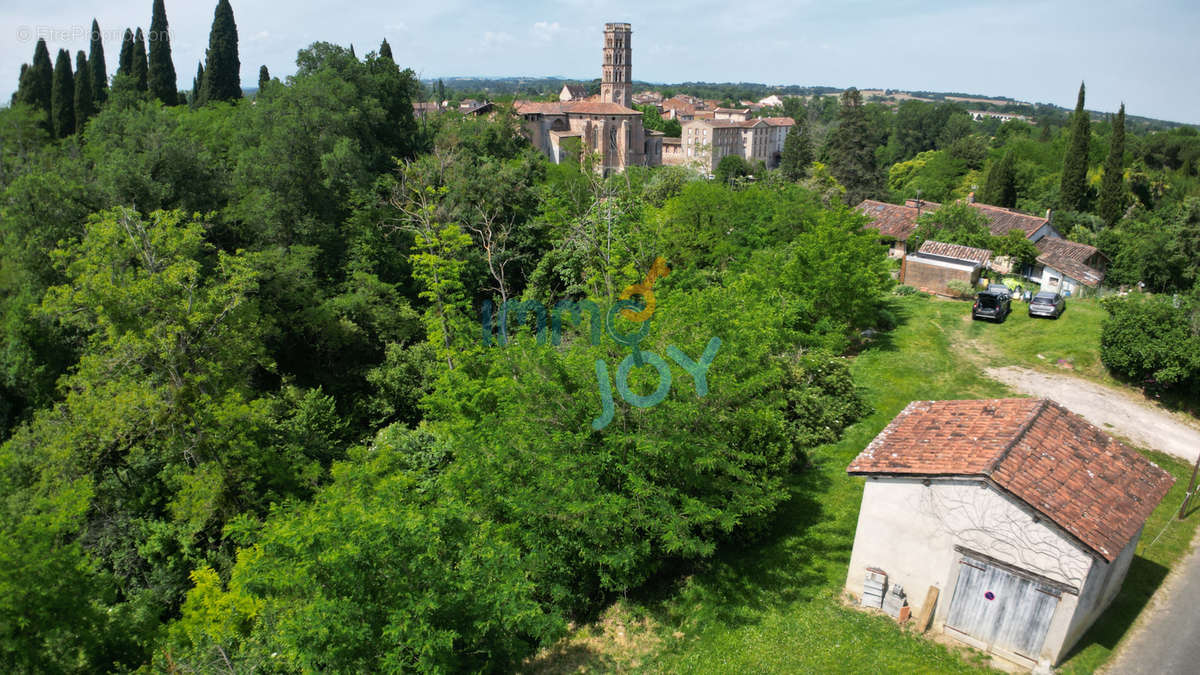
[2,0,1198,124]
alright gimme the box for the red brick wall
[902,259,979,297]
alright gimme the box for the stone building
[516,23,659,174]
[846,399,1172,670]
[680,116,794,174]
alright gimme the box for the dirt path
[984,366,1200,463]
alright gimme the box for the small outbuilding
[845,399,1174,671]
[901,240,992,297]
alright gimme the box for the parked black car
[972,290,1011,322]
[1029,291,1066,319]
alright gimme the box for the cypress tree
[74,50,96,132]
[14,63,30,106]
[191,61,205,106]
[825,88,882,205]
[148,0,179,105]
[981,150,1018,208]
[258,65,270,91]
[132,28,149,92]
[51,49,75,138]
[26,39,54,128]
[379,38,393,61]
[349,44,357,60]
[88,19,108,104]
[779,120,813,181]
[118,29,135,78]
[1059,82,1090,211]
[1098,104,1127,227]
[202,0,242,102]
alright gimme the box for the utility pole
[1178,451,1200,520]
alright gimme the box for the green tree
[715,153,751,184]
[825,88,883,205]
[190,61,204,107]
[17,39,53,131]
[910,201,992,250]
[779,120,813,180]
[73,51,95,132]
[132,28,149,92]
[257,64,269,91]
[202,0,242,102]
[117,28,135,78]
[148,0,179,105]
[1098,103,1127,226]
[50,49,75,138]
[981,149,1017,207]
[1060,82,1090,211]
[1101,292,1200,393]
[379,38,393,61]
[88,19,108,105]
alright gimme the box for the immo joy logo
[480,258,722,431]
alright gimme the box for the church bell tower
[601,23,632,108]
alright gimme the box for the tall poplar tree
[257,65,270,91]
[148,0,178,104]
[1059,82,1090,211]
[14,63,30,106]
[73,50,95,131]
[981,150,1017,208]
[88,19,108,104]
[118,29,135,77]
[1098,104,1127,227]
[51,49,75,138]
[379,38,394,61]
[132,28,149,92]
[202,0,242,102]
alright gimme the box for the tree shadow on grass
[1058,555,1169,662]
[846,298,916,356]
[627,463,843,633]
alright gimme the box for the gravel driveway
[984,366,1200,463]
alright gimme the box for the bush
[893,285,920,296]
[1100,293,1200,392]
[946,279,977,299]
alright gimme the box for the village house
[859,196,1065,277]
[1033,238,1109,296]
[559,83,589,102]
[846,399,1173,671]
[901,240,992,297]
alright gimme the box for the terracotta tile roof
[760,116,796,126]
[847,399,1175,562]
[1036,238,1106,286]
[714,107,751,114]
[916,240,992,266]
[856,199,931,241]
[969,202,1050,239]
[515,101,642,116]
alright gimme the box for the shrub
[946,279,976,299]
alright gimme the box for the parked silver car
[1029,291,1065,319]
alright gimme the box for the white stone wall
[846,477,1104,664]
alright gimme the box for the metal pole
[1178,451,1200,521]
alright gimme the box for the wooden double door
[945,553,1062,661]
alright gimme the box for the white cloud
[251,30,271,42]
[385,22,408,33]
[531,21,562,42]
[481,31,514,50]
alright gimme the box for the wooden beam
[914,585,939,634]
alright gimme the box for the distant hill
[422,77,1190,131]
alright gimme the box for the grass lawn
[957,295,1113,383]
[523,296,1200,674]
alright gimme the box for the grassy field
[524,296,1200,674]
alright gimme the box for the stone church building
[516,23,662,173]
